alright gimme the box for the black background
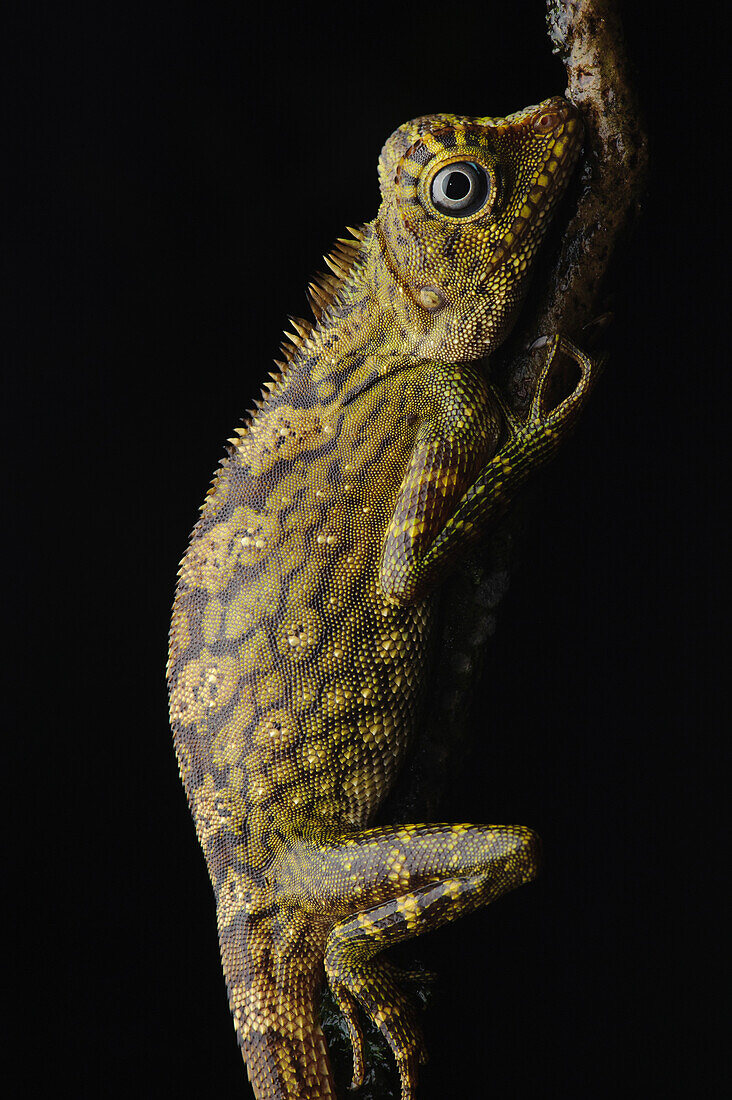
[10,1,725,1097]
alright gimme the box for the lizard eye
[429,161,491,217]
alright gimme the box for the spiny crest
[306,225,368,323]
[279,314,315,365]
[220,225,367,464]
[223,322,312,459]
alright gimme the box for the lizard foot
[326,954,427,1098]
[526,333,595,424]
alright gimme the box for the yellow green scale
[168,96,598,1099]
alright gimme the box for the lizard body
[168,96,596,1099]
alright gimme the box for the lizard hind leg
[276,821,540,1100]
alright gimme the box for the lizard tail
[217,904,336,1100]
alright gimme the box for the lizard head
[375,97,583,363]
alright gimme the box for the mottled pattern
[168,96,598,1099]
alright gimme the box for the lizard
[168,94,597,1100]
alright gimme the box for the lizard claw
[581,310,614,347]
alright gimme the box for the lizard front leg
[381,335,598,604]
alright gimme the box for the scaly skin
[168,96,597,1098]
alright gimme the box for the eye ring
[428,161,493,219]
[532,109,562,133]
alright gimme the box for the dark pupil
[445,170,471,200]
